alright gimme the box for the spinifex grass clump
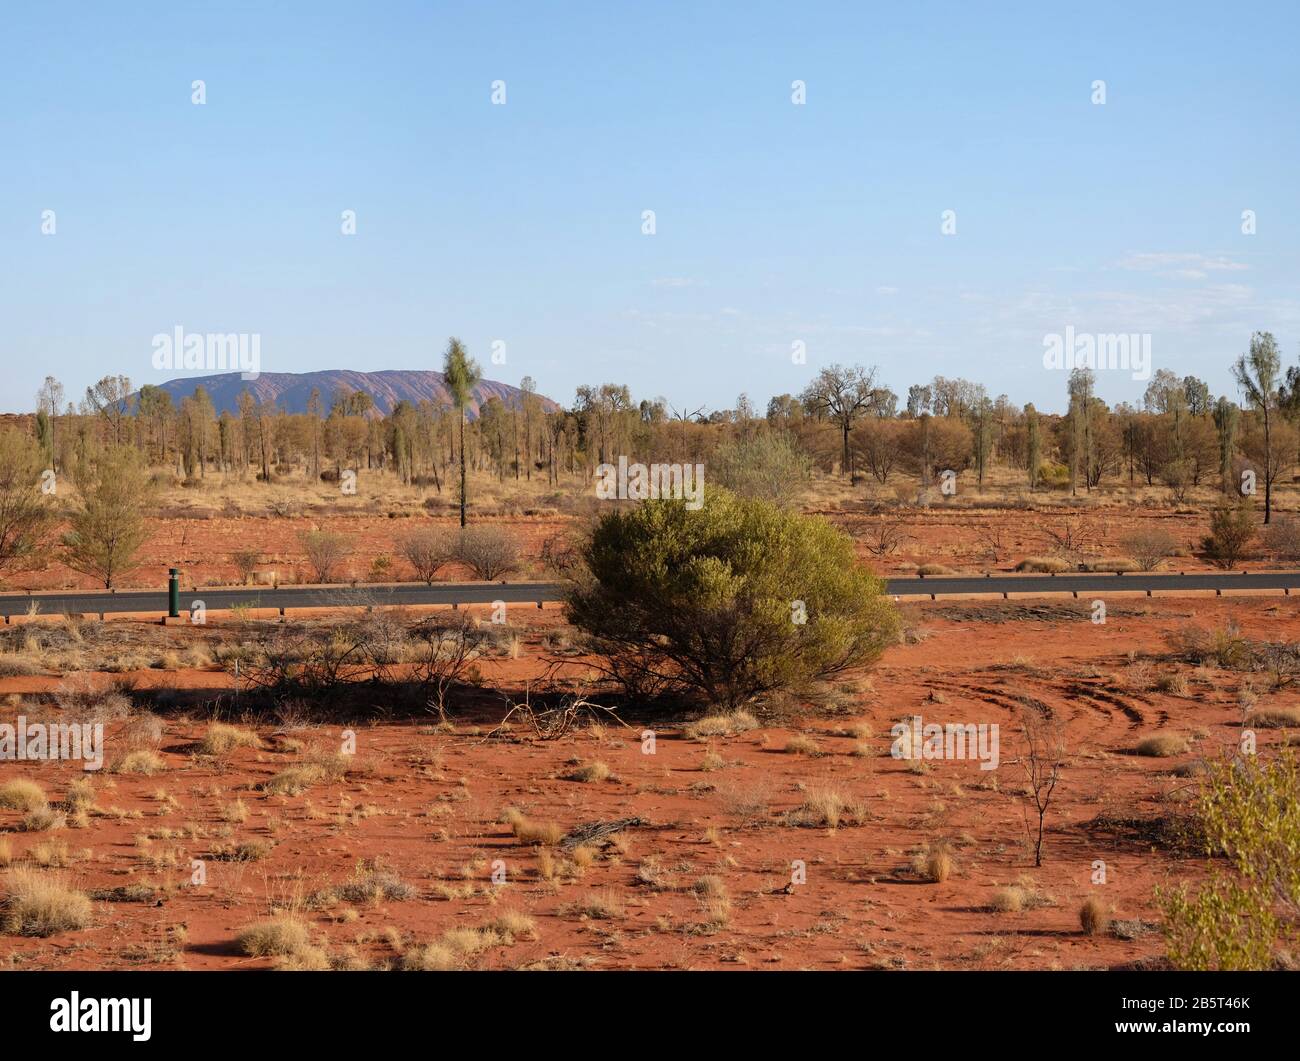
[566,488,899,710]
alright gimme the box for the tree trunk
[458,409,468,528]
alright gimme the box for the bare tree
[1019,707,1066,867]
[400,527,454,584]
[411,614,483,721]
[1042,516,1093,567]
[83,375,134,445]
[298,529,353,583]
[455,526,519,580]
[859,513,910,558]
[800,363,887,476]
[1121,527,1179,571]
[853,417,903,484]
[230,549,261,585]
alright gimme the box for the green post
[168,568,180,618]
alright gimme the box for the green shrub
[1158,750,1300,969]
[566,488,899,710]
[711,432,811,506]
[1037,462,1071,489]
[1202,501,1255,569]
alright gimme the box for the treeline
[23,332,1300,518]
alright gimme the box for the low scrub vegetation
[2,868,93,937]
[1159,750,1300,970]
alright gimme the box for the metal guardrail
[0,570,1295,621]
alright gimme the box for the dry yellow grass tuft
[0,779,47,812]
[263,765,323,796]
[401,942,459,970]
[403,918,523,969]
[113,750,165,775]
[62,777,96,816]
[989,886,1025,913]
[699,750,726,771]
[911,844,954,883]
[200,722,262,757]
[1245,708,1300,729]
[683,711,759,741]
[236,916,313,957]
[263,750,352,795]
[792,786,869,829]
[1079,896,1111,936]
[484,910,537,943]
[2,868,93,936]
[564,760,610,783]
[563,888,625,920]
[220,799,249,823]
[1015,556,1070,573]
[505,808,564,846]
[1135,733,1189,757]
[19,807,66,833]
[784,733,821,756]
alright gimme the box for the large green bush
[1159,750,1299,970]
[565,488,899,709]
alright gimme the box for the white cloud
[1112,252,1249,280]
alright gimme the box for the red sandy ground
[2,595,1296,971]
[6,503,1266,593]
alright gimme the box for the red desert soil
[1,597,1296,971]
[5,503,1256,593]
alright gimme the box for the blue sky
[3,0,1298,415]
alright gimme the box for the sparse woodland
[2,337,1300,974]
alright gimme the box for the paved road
[886,570,1299,597]
[0,570,1295,619]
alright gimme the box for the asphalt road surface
[1,570,1295,619]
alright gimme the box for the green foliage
[443,336,482,528]
[442,337,481,411]
[1160,877,1277,972]
[1159,751,1300,970]
[711,431,810,506]
[1037,461,1070,489]
[0,428,56,580]
[59,445,152,589]
[566,488,900,710]
[1202,499,1255,568]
